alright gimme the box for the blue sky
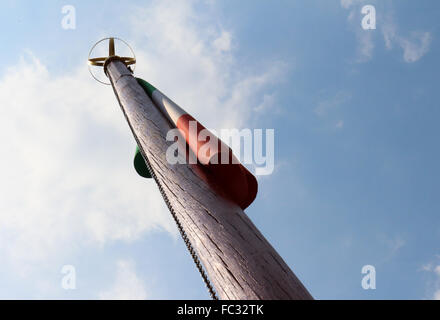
[0,0,439,299]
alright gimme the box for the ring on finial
[88,37,136,85]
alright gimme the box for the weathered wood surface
[106,59,313,300]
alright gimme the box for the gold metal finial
[88,37,136,84]
[109,38,115,57]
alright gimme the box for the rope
[140,144,219,300]
[108,63,218,300]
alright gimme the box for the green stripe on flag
[133,78,156,179]
[136,78,156,98]
[134,145,152,178]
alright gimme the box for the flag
[134,78,258,210]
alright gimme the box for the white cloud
[420,263,433,272]
[340,0,353,9]
[0,0,284,285]
[356,31,374,62]
[382,16,432,63]
[314,93,349,131]
[213,31,232,52]
[376,234,405,262]
[341,0,376,62]
[342,1,432,63]
[420,261,440,300]
[398,32,432,63]
[0,53,176,274]
[340,0,364,9]
[314,91,351,117]
[387,236,405,255]
[254,94,276,113]
[431,264,440,300]
[382,19,397,50]
[129,0,285,130]
[98,260,148,300]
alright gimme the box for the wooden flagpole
[105,58,312,300]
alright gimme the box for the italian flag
[135,78,258,210]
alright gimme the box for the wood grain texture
[106,59,313,300]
